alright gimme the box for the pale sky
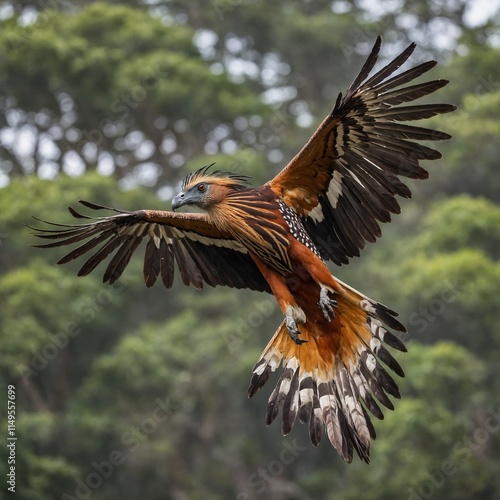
[0,0,498,189]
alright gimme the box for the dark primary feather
[270,36,456,266]
[32,202,271,293]
[248,285,408,463]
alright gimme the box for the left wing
[32,201,271,293]
[268,36,456,265]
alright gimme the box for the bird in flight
[34,37,455,463]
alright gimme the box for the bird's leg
[249,259,308,345]
[319,285,338,322]
[285,305,307,345]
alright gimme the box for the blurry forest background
[1,0,500,499]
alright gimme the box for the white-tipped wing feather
[269,36,456,265]
[33,201,271,293]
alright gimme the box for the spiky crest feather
[181,163,252,192]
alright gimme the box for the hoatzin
[33,37,455,463]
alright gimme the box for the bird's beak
[172,192,187,211]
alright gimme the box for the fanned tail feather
[248,278,406,463]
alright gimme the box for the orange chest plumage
[210,186,322,276]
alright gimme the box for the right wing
[268,36,456,265]
[32,200,271,293]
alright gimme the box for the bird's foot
[285,305,307,345]
[319,286,338,322]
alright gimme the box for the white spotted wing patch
[278,199,321,257]
[272,37,455,267]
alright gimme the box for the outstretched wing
[32,201,271,293]
[268,36,456,265]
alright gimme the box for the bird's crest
[181,163,252,191]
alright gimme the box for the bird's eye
[197,183,206,192]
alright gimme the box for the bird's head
[172,164,251,212]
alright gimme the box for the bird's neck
[205,186,293,274]
[206,186,275,231]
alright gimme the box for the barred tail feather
[248,279,406,463]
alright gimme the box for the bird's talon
[319,287,338,321]
[289,328,308,345]
[285,309,307,345]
